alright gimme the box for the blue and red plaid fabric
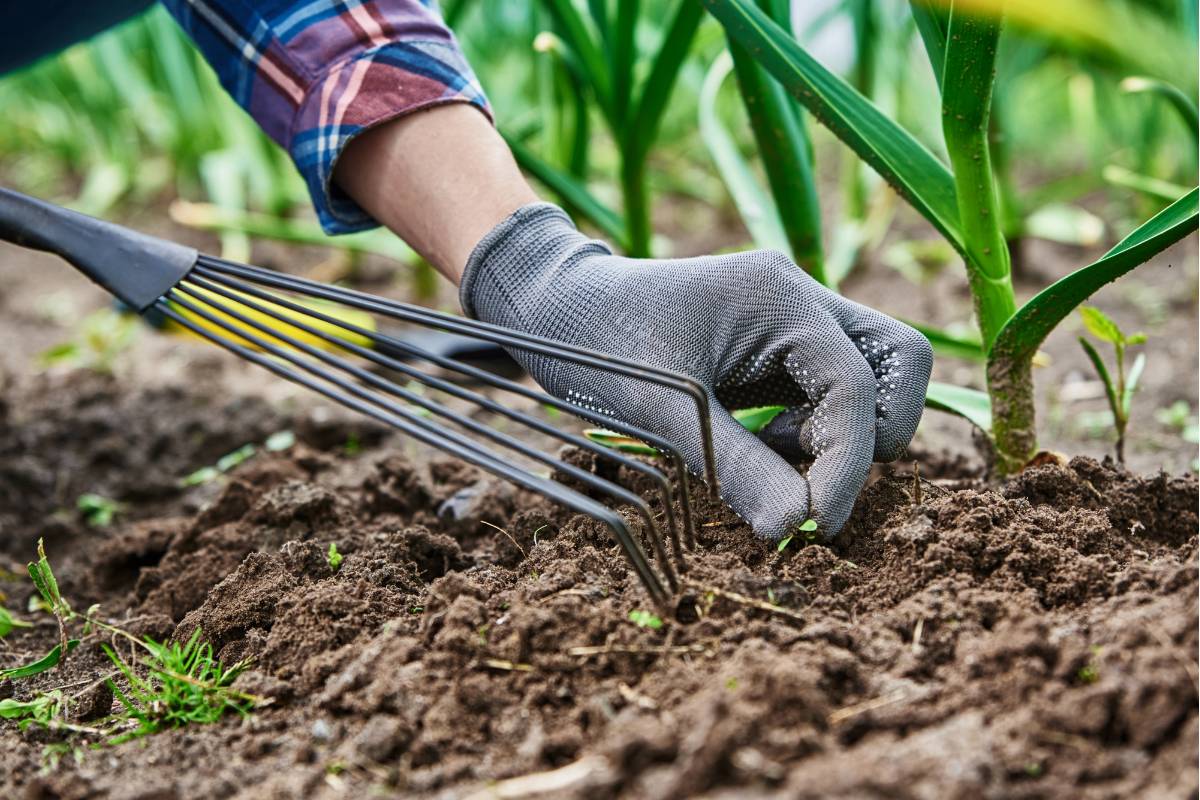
[161,0,491,234]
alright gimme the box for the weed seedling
[777,519,820,553]
[326,542,343,572]
[37,309,139,375]
[1077,306,1147,464]
[76,493,121,527]
[102,628,255,744]
[628,610,664,630]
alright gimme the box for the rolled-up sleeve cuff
[288,40,491,235]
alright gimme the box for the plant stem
[987,352,1036,472]
[622,156,651,257]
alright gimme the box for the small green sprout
[1077,306,1146,465]
[0,692,66,729]
[1077,664,1099,684]
[725,677,739,690]
[1156,400,1199,442]
[343,433,362,456]
[326,542,343,572]
[37,309,139,375]
[777,519,820,552]
[77,493,120,527]
[628,609,664,629]
[264,430,296,451]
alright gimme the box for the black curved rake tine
[186,267,696,557]
[170,279,682,590]
[156,297,672,609]
[196,256,721,499]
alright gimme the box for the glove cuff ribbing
[459,202,608,319]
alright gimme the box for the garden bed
[0,366,1195,799]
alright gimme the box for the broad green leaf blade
[1078,337,1118,416]
[503,133,629,245]
[1122,353,1146,417]
[991,189,1199,362]
[1,640,79,681]
[698,53,792,254]
[907,321,986,362]
[925,381,992,432]
[727,0,824,281]
[1121,76,1199,139]
[626,0,703,164]
[701,0,965,253]
[583,429,659,455]
[732,405,787,433]
[910,2,951,86]
[1079,306,1123,344]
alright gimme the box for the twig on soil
[617,681,658,711]
[480,520,526,559]
[911,618,925,655]
[827,689,908,725]
[912,463,922,505]
[567,643,710,657]
[682,579,805,623]
[482,658,534,672]
[462,755,611,799]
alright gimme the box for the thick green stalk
[941,9,1015,350]
[942,8,1026,470]
[622,157,651,256]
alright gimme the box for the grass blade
[540,0,613,120]
[625,0,704,165]
[925,381,992,432]
[991,188,1199,363]
[909,321,985,362]
[701,0,965,253]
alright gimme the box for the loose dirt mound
[0,379,1195,799]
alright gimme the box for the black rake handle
[0,187,197,311]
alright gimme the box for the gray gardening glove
[460,203,932,538]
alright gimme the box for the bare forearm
[334,104,538,286]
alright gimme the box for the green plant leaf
[991,189,1198,363]
[908,321,985,362]
[539,0,613,119]
[698,52,792,255]
[628,609,663,629]
[727,0,824,281]
[624,0,703,165]
[925,381,993,432]
[909,2,951,86]
[1122,352,1146,417]
[732,405,787,433]
[777,535,793,552]
[0,607,32,638]
[583,429,659,455]
[701,0,965,253]
[1078,337,1119,418]
[1,640,79,681]
[1102,166,1191,203]
[504,132,629,245]
[1079,306,1123,344]
[27,539,62,612]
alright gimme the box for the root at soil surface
[0,383,1195,800]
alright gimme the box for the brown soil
[0,371,1196,800]
[0,201,1196,798]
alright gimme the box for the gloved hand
[460,203,933,538]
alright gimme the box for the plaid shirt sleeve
[160,0,491,234]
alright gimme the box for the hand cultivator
[0,188,715,609]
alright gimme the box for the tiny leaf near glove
[461,204,932,538]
